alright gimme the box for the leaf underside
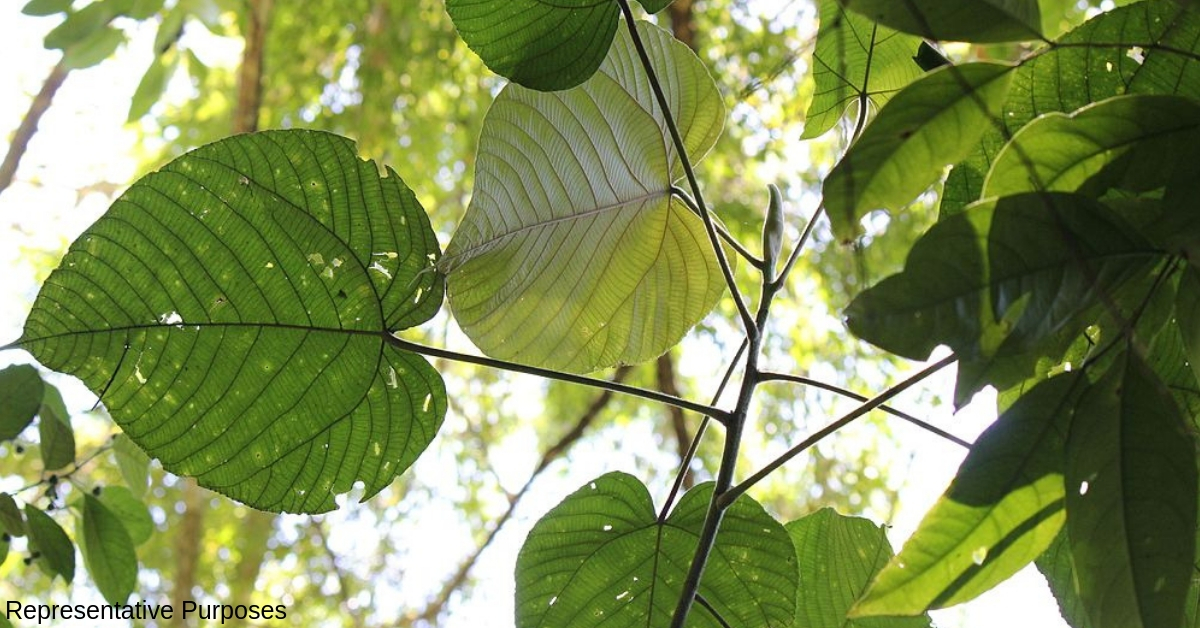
[515,472,797,628]
[21,130,447,514]
[443,21,726,374]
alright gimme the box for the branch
[759,371,971,448]
[0,58,69,196]
[413,367,631,624]
[721,354,958,505]
[385,334,727,424]
[615,0,756,335]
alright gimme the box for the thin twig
[722,355,957,505]
[759,371,971,448]
[0,58,69,196]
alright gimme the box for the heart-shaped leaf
[19,130,446,513]
[515,472,796,628]
[443,20,726,373]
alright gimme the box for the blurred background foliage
[0,0,1107,625]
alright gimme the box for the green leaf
[128,53,174,122]
[801,0,923,140]
[1179,267,1200,390]
[838,0,1042,42]
[38,383,74,471]
[445,0,619,91]
[443,21,726,373]
[25,504,74,582]
[22,0,74,16]
[942,1,1200,214]
[62,25,126,70]
[852,373,1079,617]
[984,95,1200,198]
[789,508,932,627]
[97,486,153,546]
[0,364,43,441]
[126,0,164,20]
[79,494,137,604]
[515,472,796,628]
[1065,352,1197,628]
[111,434,150,499]
[44,2,118,50]
[0,493,25,537]
[20,130,446,514]
[153,3,186,53]
[824,62,1014,240]
[1036,530,1094,628]
[846,193,1156,369]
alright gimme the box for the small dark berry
[92,486,102,496]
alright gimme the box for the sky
[0,2,1073,627]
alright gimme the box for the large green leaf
[0,364,42,441]
[515,472,797,628]
[38,383,74,471]
[942,1,1200,214]
[20,130,446,514]
[1179,267,1200,389]
[846,193,1155,368]
[444,0,618,91]
[984,95,1200,198]
[78,494,137,604]
[443,21,726,373]
[1065,352,1197,628]
[789,508,932,627]
[800,0,924,140]
[25,504,74,582]
[838,0,1042,43]
[852,373,1079,617]
[824,63,1013,239]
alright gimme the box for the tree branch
[0,58,69,196]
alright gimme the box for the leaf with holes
[852,373,1080,617]
[839,0,1041,43]
[442,21,726,373]
[18,130,446,514]
[515,472,796,628]
[824,62,1013,240]
[801,0,923,140]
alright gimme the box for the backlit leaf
[79,494,137,604]
[25,504,74,582]
[825,62,1013,239]
[38,383,74,471]
[852,373,1080,617]
[0,364,42,441]
[20,130,446,513]
[111,434,150,499]
[789,508,932,627]
[445,0,619,91]
[801,0,923,140]
[443,21,726,373]
[515,472,796,628]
